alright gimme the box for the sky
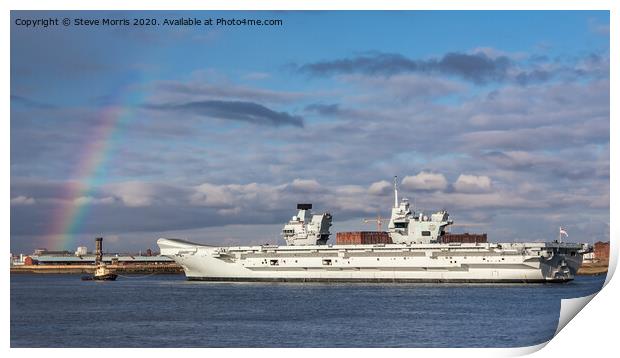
[10,10,610,254]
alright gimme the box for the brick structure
[24,256,36,266]
[593,241,610,262]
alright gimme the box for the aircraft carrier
[158,178,589,283]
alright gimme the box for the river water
[10,273,605,347]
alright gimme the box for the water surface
[10,274,606,347]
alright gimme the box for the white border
[4,1,616,357]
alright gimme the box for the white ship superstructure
[388,177,453,244]
[158,178,590,283]
[282,204,332,246]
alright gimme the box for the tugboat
[82,263,118,281]
[92,263,118,280]
[81,237,118,281]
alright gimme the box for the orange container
[336,232,393,245]
[440,233,487,244]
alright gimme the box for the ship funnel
[297,203,312,210]
[95,237,103,264]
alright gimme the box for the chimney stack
[95,237,103,264]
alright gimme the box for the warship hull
[158,238,585,283]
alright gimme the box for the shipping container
[336,231,393,245]
[440,233,487,244]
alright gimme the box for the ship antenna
[393,176,399,208]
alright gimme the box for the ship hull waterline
[186,277,567,284]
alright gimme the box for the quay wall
[577,261,608,276]
[10,263,183,274]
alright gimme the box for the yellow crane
[363,214,388,232]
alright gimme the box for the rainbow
[45,77,142,251]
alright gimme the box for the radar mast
[393,176,399,208]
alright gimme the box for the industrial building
[11,237,175,267]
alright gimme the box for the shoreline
[577,262,609,276]
[10,263,183,275]
[11,262,608,276]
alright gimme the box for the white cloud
[341,73,464,102]
[333,185,366,196]
[453,174,493,193]
[120,196,152,207]
[11,196,35,205]
[368,180,392,195]
[423,191,544,210]
[106,181,183,207]
[190,182,288,211]
[191,183,235,207]
[289,178,322,193]
[401,172,448,191]
[73,196,115,205]
[189,179,376,216]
